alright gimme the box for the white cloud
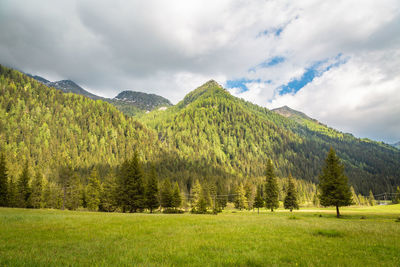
[0,0,399,142]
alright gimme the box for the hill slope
[141,80,400,194]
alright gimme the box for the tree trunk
[150,207,153,213]
[271,208,273,212]
[257,208,259,214]
[290,208,293,212]
[336,205,340,218]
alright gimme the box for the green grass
[1,205,400,266]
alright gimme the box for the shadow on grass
[314,229,343,238]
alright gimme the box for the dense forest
[0,64,399,213]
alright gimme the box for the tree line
[0,148,382,216]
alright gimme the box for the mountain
[115,91,172,111]
[391,141,400,149]
[27,74,172,116]
[1,66,399,195]
[272,105,319,124]
[141,80,400,195]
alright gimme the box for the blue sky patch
[278,54,347,95]
[226,78,261,93]
[249,56,285,72]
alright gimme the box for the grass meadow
[1,205,399,266]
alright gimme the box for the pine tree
[0,153,8,206]
[118,152,145,212]
[393,186,400,204]
[86,169,101,211]
[145,166,159,213]
[284,174,299,212]
[191,180,207,213]
[318,147,352,217]
[171,182,182,210]
[17,162,32,208]
[99,175,118,212]
[254,186,264,214]
[58,163,74,210]
[236,182,247,210]
[66,173,81,210]
[30,170,43,209]
[7,177,18,208]
[160,179,173,209]
[264,160,279,212]
[350,186,359,205]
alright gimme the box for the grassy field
[1,205,399,266]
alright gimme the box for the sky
[0,0,399,143]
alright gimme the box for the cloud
[0,0,399,142]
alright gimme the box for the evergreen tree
[264,160,279,212]
[244,181,255,210]
[30,170,43,209]
[350,186,359,205]
[235,182,247,210]
[118,152,145,212]
[284,174,299,212]
[145,167,159,213]
[191,180,207,213]
[99,175,118,212]
[66,173,81,210]
[160,179,173,209]
[86,169,101,211]
[171,182,182,209]
[58,163,74,210]
[0,153,8,206]
[17,162,32,208]
[254,186,264,214]
[318,147,352,217]
[7,177,18,207]
[393,186,400,204]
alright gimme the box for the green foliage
[254,186,264,213]
[30,170,43,209]
[17,162,31,208]
[117,153,145,212]
[393,187,400,204]
[160,179,173,209]
[171,182,182,209]
[0,153,8,206]
[264,160,279,212]
[144,166,159,213]
[284,174,299,212]
[318,148,352,217]
[235,183,247,210]
[86,169,101,211]
[99,175,118,212]
[191,180,207,213]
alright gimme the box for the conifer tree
[191,180,207,213]
[30,170,43,209]
[171,182,182,210]
[17,161,32,208]
[118,152,145,212]
[236,182,247,210]
[145,166,159,213]
[264,160,279,212]
[318,147,352,217]
[99,175,118,212]
[284,174,299,212]
[66,173,81,210]
[254,186,264,214]
[58,163,74,210]
[86,169,101,211]
[7,177,18,207]
[160,179,173,209]
[393,186,400,204]
[350,186,359,205]
[0,153,8,206]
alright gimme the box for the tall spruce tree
[318,147,352,217]
[86,169,101,211]
[30,170,43,209]
[264,160,279,212]
[191,180,207,213]
[17,161,32,208]
[393,186,400,204]
[171,182,182,210]
[254,186,264,214]
[118,152,145,212]
[145,166,159,213]
[284,174,299,212]
[0,153,8,206]
[58,163,74,210]
[160,179,173,210]
[99,175,117,212]
[235,182,247,210]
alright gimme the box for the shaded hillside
[141,80,400,194]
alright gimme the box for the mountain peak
[114,90,172,111]
[272,105,319,124]
[178,79,229,108]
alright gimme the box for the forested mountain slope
[141,80,400,194]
